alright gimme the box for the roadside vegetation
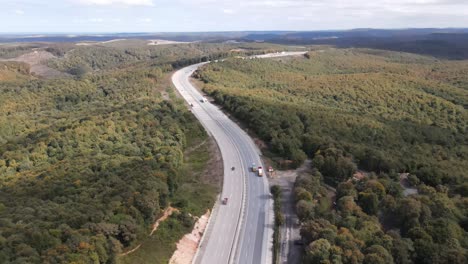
[196,48,467,263]
[271,185,284,264]
[0,42,289,263]
[120,139,216,264]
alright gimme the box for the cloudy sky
[1,0,467,32]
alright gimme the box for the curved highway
[171,51,305,264]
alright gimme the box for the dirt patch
[2,50,67,78]
[150,206,179,236]
[120,206,179,256]
[230,48,247,52]
[273,160,311,181]
[148,39,190,46]
[352,170,368,181]
[120,244,142,257]
[6,50,55,65]
[399,173,419,196]
[161,91,171,101]
[169,210,211,264]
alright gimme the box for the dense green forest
[196,48,468,263]
[0,42,290,263]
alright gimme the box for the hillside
[0,42,289,263]
[195,48,468,263]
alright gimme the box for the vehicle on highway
[231,166,235,171]
[258,166,263,177]
[200,97,208,103]
[222,197,228,205]
[190,103,194,107]
[251,163,257,172]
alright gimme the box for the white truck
[258,167,263,177]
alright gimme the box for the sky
[1,0,468,33]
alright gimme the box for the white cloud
[76,0,154,6]
[138,18,152,23]
[4,0,468,32]
[73,18,105,23]
[89,18,104,22]
[223,9,235,14]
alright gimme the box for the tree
[337,196,360,216]
[358,192,379,215]
[68,64,91,78]
[337,182,357,200]
[294,187,313,202]
[389,235,414,264]
[364,245,394,264]
[300,219,336,245]
[396,198,422,231]
[296,200,315,222]
[271,185,282,198]
[305,239,331,264]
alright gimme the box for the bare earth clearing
[147,39,191,46]
[169,210,211,264]
[2,50,67,78]
[120,206,179,256]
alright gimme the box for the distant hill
[241,29,468,59]
[2,28,468,59]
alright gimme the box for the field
[196,48,468,263]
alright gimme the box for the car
[222,197,228,205]
[200,97,208,103]
[252,163,257,172]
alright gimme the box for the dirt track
[269,160,311,264]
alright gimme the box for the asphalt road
[171,51,306,264]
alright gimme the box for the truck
[258,167,263,177]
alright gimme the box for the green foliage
[197,48,467,184]
[119,212,194,264]
[0,44,40,59]
[68,64,91,77]
[196,48,468,264]
[295,169,467,264]
[271,185,283,264]
[0,50,216,262]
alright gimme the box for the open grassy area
[119,212,195,264]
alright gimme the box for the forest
[195,48,467,263]
[0,41,287,263]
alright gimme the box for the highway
[171,51,306,264]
